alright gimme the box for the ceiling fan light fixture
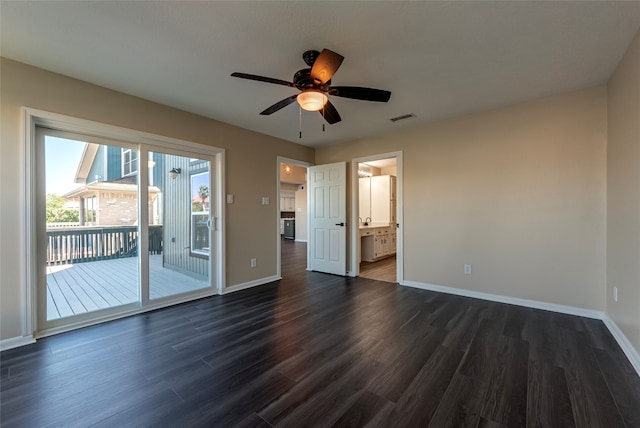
[297,90,328,112]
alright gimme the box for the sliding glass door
[42,133,141,322]
[37,127,219,331]
[147,152,212,300]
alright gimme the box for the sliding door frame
[23,107,225,338]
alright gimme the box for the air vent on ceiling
[389,113,416,123]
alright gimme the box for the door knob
[335,222,345,226]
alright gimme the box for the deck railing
[46,225,163,265]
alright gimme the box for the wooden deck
[46,255,209,320]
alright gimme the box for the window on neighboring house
[122,148,138,176]
[84,196,97,225]
[190,170,210,256]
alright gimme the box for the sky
[45,136,85,196]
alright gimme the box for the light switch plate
[262,197,270,205]
[226,194,234,204]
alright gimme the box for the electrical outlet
[613,286,618,302]
[464,264,472,275]
[251,258,257,268]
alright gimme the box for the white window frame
[121,147,138,176]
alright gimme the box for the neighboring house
[63,144,210,280]
[64,144,163,226]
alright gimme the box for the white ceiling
[2,1,639,148]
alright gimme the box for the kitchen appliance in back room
[284,219,295,240]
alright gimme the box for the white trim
[401,280,604,319]
[351,151,403,281]
[602,315,640,376]
[294,239,308,243]
[215,150,226,295]
[222,276,280,295]
[0,335,36,352]
[22,108,37,340]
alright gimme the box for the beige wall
[317,86,607,311]
[607,30,640,353]
[0,58,314,340]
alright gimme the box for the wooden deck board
[45,270,77,318]
[46,286,59,320]
[46,255,209,321]
[78,258,138,302]
[66,264,122,307]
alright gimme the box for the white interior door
[308,162,347,275]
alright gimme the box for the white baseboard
[401,280,604,319]
[0,335,36,351]
[222,275,280,295]
[294,239,308,243]
[401,279,640,376]
[602,315,640,376]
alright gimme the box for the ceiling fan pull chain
[299,105,302,139]
[322,106,325,132]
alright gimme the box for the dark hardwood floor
[2,239,639,427]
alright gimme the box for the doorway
[352,153,403,283]
[28,111,224,336]
[277,157,311,278]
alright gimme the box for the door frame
[276,156,312,279]
[350,151,403,282]
[23,107,225,339]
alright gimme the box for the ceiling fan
[231,49,391,125]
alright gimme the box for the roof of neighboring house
[108,175,137,185]
[63,182,160,199]
[74,143,100,184]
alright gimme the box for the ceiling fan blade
[310,49,344,85]
[319,100,341,124]
[329,86,391,102]
[260,94,298,115]
[231,72,294,87]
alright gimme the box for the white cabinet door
[308,162,347,276]
[370,175,396,224]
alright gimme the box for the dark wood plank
[384,344,466,427]
[368,326,447,402]
[593,347,640,427]
[527,361,576,428]
[479,336,529,427]
[329,390,391,428]
[427,373,488,427]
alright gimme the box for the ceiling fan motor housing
[294,68,330,90]
[302,50,320,66]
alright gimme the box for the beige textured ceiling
[2,1,639,148]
